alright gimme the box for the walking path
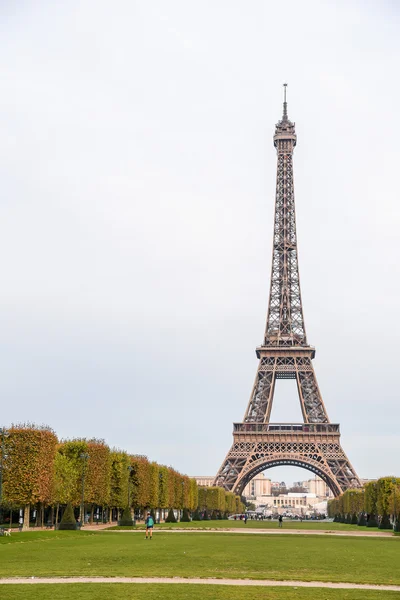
[11,525,396,539]
[0,577,399,592]
[20,524,396,538]
[101,528,394,538]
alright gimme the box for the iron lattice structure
[214,87,360,497]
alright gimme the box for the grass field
[0,584,399,600]
[1,530,399,585]
[107,519,381,531]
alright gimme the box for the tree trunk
[50,506,54,526]
[41,504,45,528]
[90,505,94,524]
[23,504,30,530]
[55,503,59,527]
[10,509,12,527]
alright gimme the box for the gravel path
[101,528,394,537]
[0,577,399,591]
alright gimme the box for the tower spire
[283,83,288,120]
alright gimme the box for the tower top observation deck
[274,83,296,148]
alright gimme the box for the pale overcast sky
[1,0,399,487]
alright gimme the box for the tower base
[214,423,360,497]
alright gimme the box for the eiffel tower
[214,86,360,497]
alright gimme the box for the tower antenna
[283,83,288,119]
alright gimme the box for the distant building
[192,474,333,515]
[193,476,214,487]
[359,478,376,486]
[242,472,272,497]
[302,477,333,498]
[245,476,332,514]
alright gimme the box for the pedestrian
[244,514,248,524]
[145,512,154,540]
[278,515,283,528]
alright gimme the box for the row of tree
[197,486,243,517]
[327,477,400,531]
[0,424,243,528]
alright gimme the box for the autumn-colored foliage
[54,440,88,506]
[85,440,111,508]
[3,425,57,507]
[109,450,130,509]
[198,486,244,516]
[328,477,400,527]
[0,423,242,523]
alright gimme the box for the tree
[85,440,111,522]
[54,449,81,506]
[377,477,393,530]
[204,487,225,513]
[109,450,130,515]
[387,478,400,516]
[158,465,169,520]
[130,456,151,511]
[188,478,198,512]
[225,492,236,516]
[235,496,244,514]
[387,478,400,530]
[54,439,89,524]
[148,463,159,509]
[365,481,378,527]
[198,487,207,511]
[3,425,57,529]
[342,489,363,524]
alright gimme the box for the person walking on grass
[278,515,283,528]
[145,512,154,539]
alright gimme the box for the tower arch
[234,457,341,497]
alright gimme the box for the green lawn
[108,519,381,532]
[0,584,399,600]
[0,530,399,585]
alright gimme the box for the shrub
[119,506,133,526]
[165,508,177,523]
[58,503,77,530]
[379,513,391,530]
[394,518,400,532]
[358,513,366,526]
[181,508,190,522]
[351,513,358,524]
[367,514,378,527]
[192,508,201,520]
